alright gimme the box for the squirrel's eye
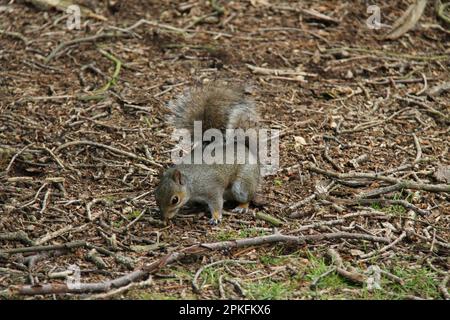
[171,196,179,205]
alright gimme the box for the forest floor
[0,0,449,300]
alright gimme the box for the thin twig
[55,140,162,169]
[0,240,86,255]
[0,231,35,246]
[308,164,450,193]
[0,29,30,45]
[35,225,74,246]
[360,232,407,259]
[412,134,422,164]
[192,260,256,293]
[439,275,450,300]
[395,95,450,124]
[4,144,34,173]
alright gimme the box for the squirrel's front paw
[209,217,221,225]
[209,210,222,225]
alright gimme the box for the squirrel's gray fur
[167,82,259,140]
[155,81,261,225]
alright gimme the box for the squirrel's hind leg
[230,179,256,214]
[232,202,249,214]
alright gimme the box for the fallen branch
[308,164,450,193]
[310,267,336,289]
[288,181,335,215]
[4,144,34,173]
[380,269,405,285]
[0,240,86,255]
[395,95,450,124]
[224,278,246,297]
[327,47,450,61]
[0,231,35,246]
[123,19,188,34]
[359,232,407,259]
[87,244,134,270]
[326,249,365,285]
[439,275,450,300]
[357,183,405,199]
[84,276,153,300]
[210,0,225,15]
[54,140,162,169]
[323,145,343,172]
[40,146,66,170]
[86,249,108,269]
[0,29,30,45]
[288,211,388,234]
[379,157,433,175]
[85,198,110,221]
[301,8,340,24]
[35,225,73,246]
[254,211,284,227]
[412,134,422,164]
[384,0,427,40]
[349,154,369,169]
[287,193,317,212]
[45,32,122,63]
[273,5,340,24]
[323,195,430,216]
[11,231,389,295]
[247,64,317,77]
[10,269,148,296]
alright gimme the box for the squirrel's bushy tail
[167,82,259,140]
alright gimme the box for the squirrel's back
[167,82,259,136]
[156,81,262,223]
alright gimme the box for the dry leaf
[381,222,397,232]
[434,165,450,183]
[384,0,427,40]
[294,136,307,148]
[350,249,365,256]
[425,81,450,96]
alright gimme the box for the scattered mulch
[0,0,449,300]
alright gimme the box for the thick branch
[11,231,389,295]
[308,164,450,193]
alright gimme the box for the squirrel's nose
[161,209,176,221]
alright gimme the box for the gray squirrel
[155,82,261,224]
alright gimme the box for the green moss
[134,292,182,300]
[238,228,268,238]
[112,220,124,228]
[128,210,142,219]
[246,280,295,300]
[142,117,153,128]
[259,255,288,266]
[273,179,283,187]
[305,254,348,290]
[215,229,239,241]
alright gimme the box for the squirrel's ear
[172,169,185,185]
